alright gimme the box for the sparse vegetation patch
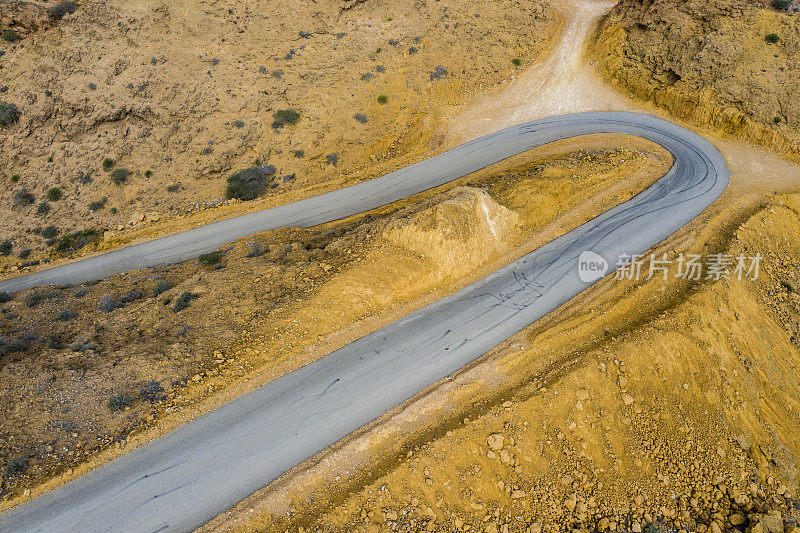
[271,109,301,129]
[225,166,275,201]
[110,168,131,185]
[54,228,101,256]
[172,291,198,313]
[0,101,19,127]
[13,189,35,206]
[48,1,78,18]
[108,394,132,412]
[198,251,223,265]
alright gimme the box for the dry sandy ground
[0,0,557,271]
[200,1,800,531]
[0,138,667,506]
[447,0,626,140]
[3,0,800,530]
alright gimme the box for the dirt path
[447,0,628,142]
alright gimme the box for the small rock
[623,394,634,406]
[565,497,577,512]
[487,434,504,451]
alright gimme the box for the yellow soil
[0,139,668,508]
[0,0,558,274]
[217,186,800,533]
[592,3,800,161]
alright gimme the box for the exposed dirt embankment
[593,0,800,158]
[0,142,668,506]
[236,197,800,533]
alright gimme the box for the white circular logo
[578,251,609,283]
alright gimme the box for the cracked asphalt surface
[0,112,729,532]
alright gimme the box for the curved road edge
[0,112,729,532]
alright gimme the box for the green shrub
[292,149,305,158]
[98,294,120,312]
[512,57,522,66]
[108,394,133,412]
[272,109,301,129]
[88,197,107,211]
[10,174,20,183]
[46,187,63,201]
[766,33,781,43]
[48,1,78,18]
[41,225,59,239]
[25,293,45,307]
[54,228,101,256]
[152,280,172,297]
[144,169,153,178]
[110,168,131,185]
[377,94,388,104]
[166,184,180,192]
[140,381,166,402]
[48,336,66,349]
[0,291,12,303]
[408,46,418,55]
[429,66,447,81]
[57,310,78,321]
[13,188,35,206]
[0,240,12,256]
[245,241,265,258]
[198,251,222,265]
[120,290,145,303]
[781,280,795,293]
[1,30,19,44]
[0,339,26,356]
[5,457,28,477]
[101,158,115,171]
[172,291,198,312]
[773,0,792,10]
[0,101,19,127]
[353,113,368,124]
[774,116,783,124]
[225,165,275,201]
[37,202,51,215]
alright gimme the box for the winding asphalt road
[0,112,728,532]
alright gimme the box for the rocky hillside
[0,0,555,271]
[0,143,665,504]
[251,194,800,533]
[594,0,799,156]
